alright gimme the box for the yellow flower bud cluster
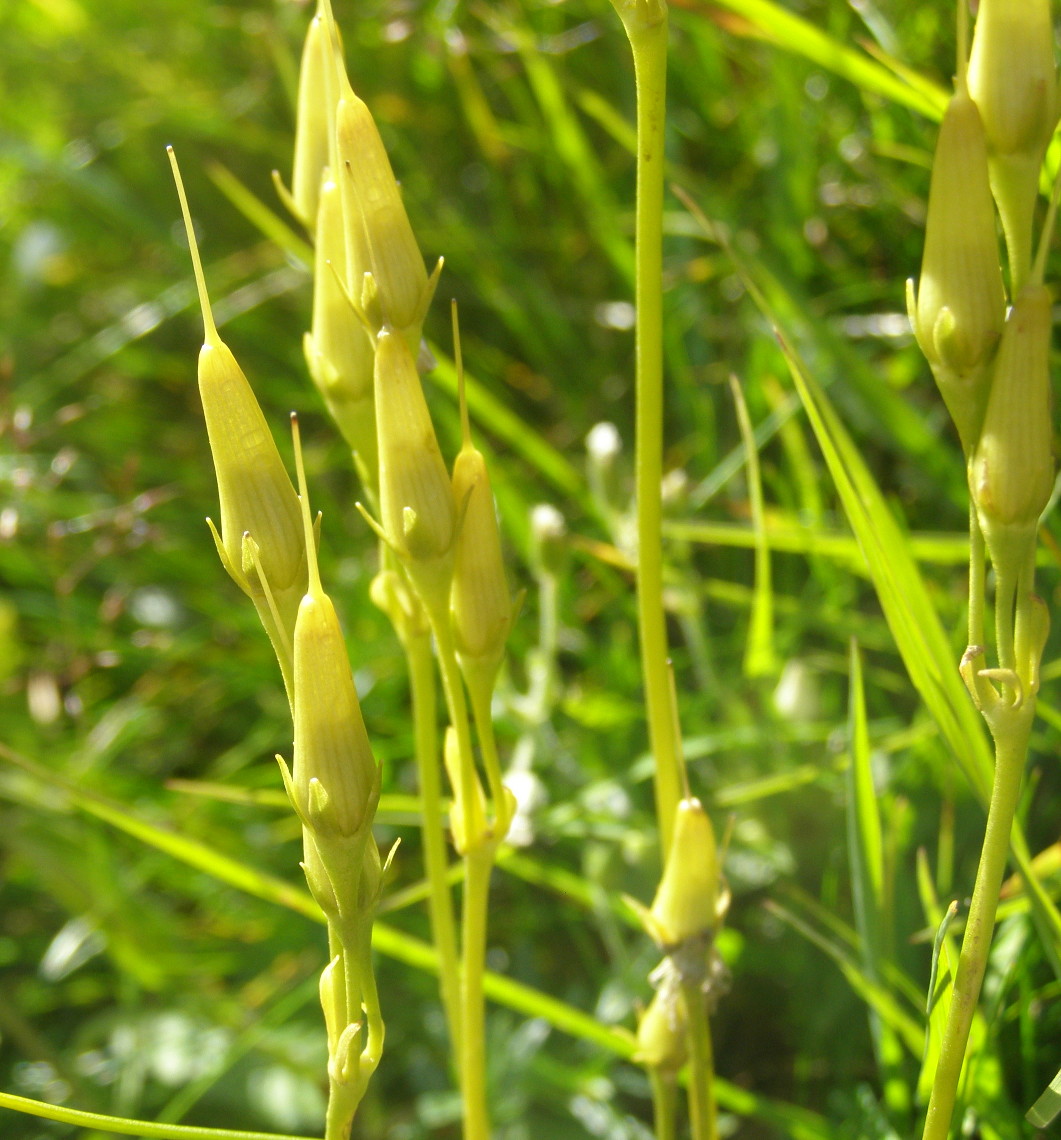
[909,5,1057,585]
[629,797,731,1078]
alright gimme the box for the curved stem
[627,7,682,857]
[920,717,1032,1140]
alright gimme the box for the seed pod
[968,0,1059,288]
[169,148,305,600]
[335,75,438,342]
[304,168,378,481]
[968,0,1057,162]
[290,417,379,840]
[375,328,456,570]
[907,86,1005,452]
[451,443,512,668]
[635,988,688,1075]
[289,3,339,230]
[649,798,720,948]
[970,283,1055,569]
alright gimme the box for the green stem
[648,1068,678,1140]
[920,716,1032,1140]
[967,500,985,651]
[681,981,717,1140]
[424,605,493,1140]
[468,676,507,823]
[406,630,463,1051]
[459,851,493,1140]
[619,0,682,856]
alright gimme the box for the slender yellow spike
[291,412,323,601]
[289,414,379,840]
[168,146,305,600]
[168,146,219,348]
[449,309,512,671]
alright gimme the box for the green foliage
[3,0,1061,1138]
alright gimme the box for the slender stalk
[967,500,985,651]
[459,850,493,1140]
[406,630,462,1051]
[468,679,507,817]
[424,603,494,1140]
[681,982,717,1140]
[920,717,1032,1140]
[648,1069,678,1140]
[614,0,682,855]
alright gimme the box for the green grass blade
[1027,1066,1061,1127]
[699,0,947,120]
[766,900,924,1056]
[0,1091,317,1140]
[205,161,314,269]
[845,639,886,979]
[730,374,777,677]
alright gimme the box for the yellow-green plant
[910,3,1059,1136]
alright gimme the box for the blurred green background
[3,0,1061,1136]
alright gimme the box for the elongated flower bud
[451,444,512,667]
[304,169,378,480]
[335,76,439,343]
[970,283,1055,570]
[968,0,1059,288]
[169,148,305,600]
[289,4,338,229]
[635,989,687,1075]
[649,798,720,948]
[968,0,1057,163]
[293,591,378,838]
[291,418,379,839]
[907,86,1006,452]
[375,328,456,570]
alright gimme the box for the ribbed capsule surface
[912,89,1006,379]
[304,171,377,473]
[336,86,428,336]
[290,9,333,228]
[968,0,1058,159]
[199,339,305,595]
[970,283,1055,539]
[649,797,720,948]
[292,590,377,838]
[375,328,456,563]
[451,446,511,664]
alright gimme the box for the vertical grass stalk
[610,0,682,855]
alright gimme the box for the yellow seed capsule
[635,988,688,1075]
[334,74,438,341]
[968,0,1057,162]
[289,4,339,230]
[649,798,720,948]
[375,328,456,568]
[169,148,305,599]
[304,168,378,480]
[291,417,379,839]
[906,86,1005,452]
[970,283,1055,568]
[293,591,378,838]
[451,445,512,666]
[968,0,1058,288]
